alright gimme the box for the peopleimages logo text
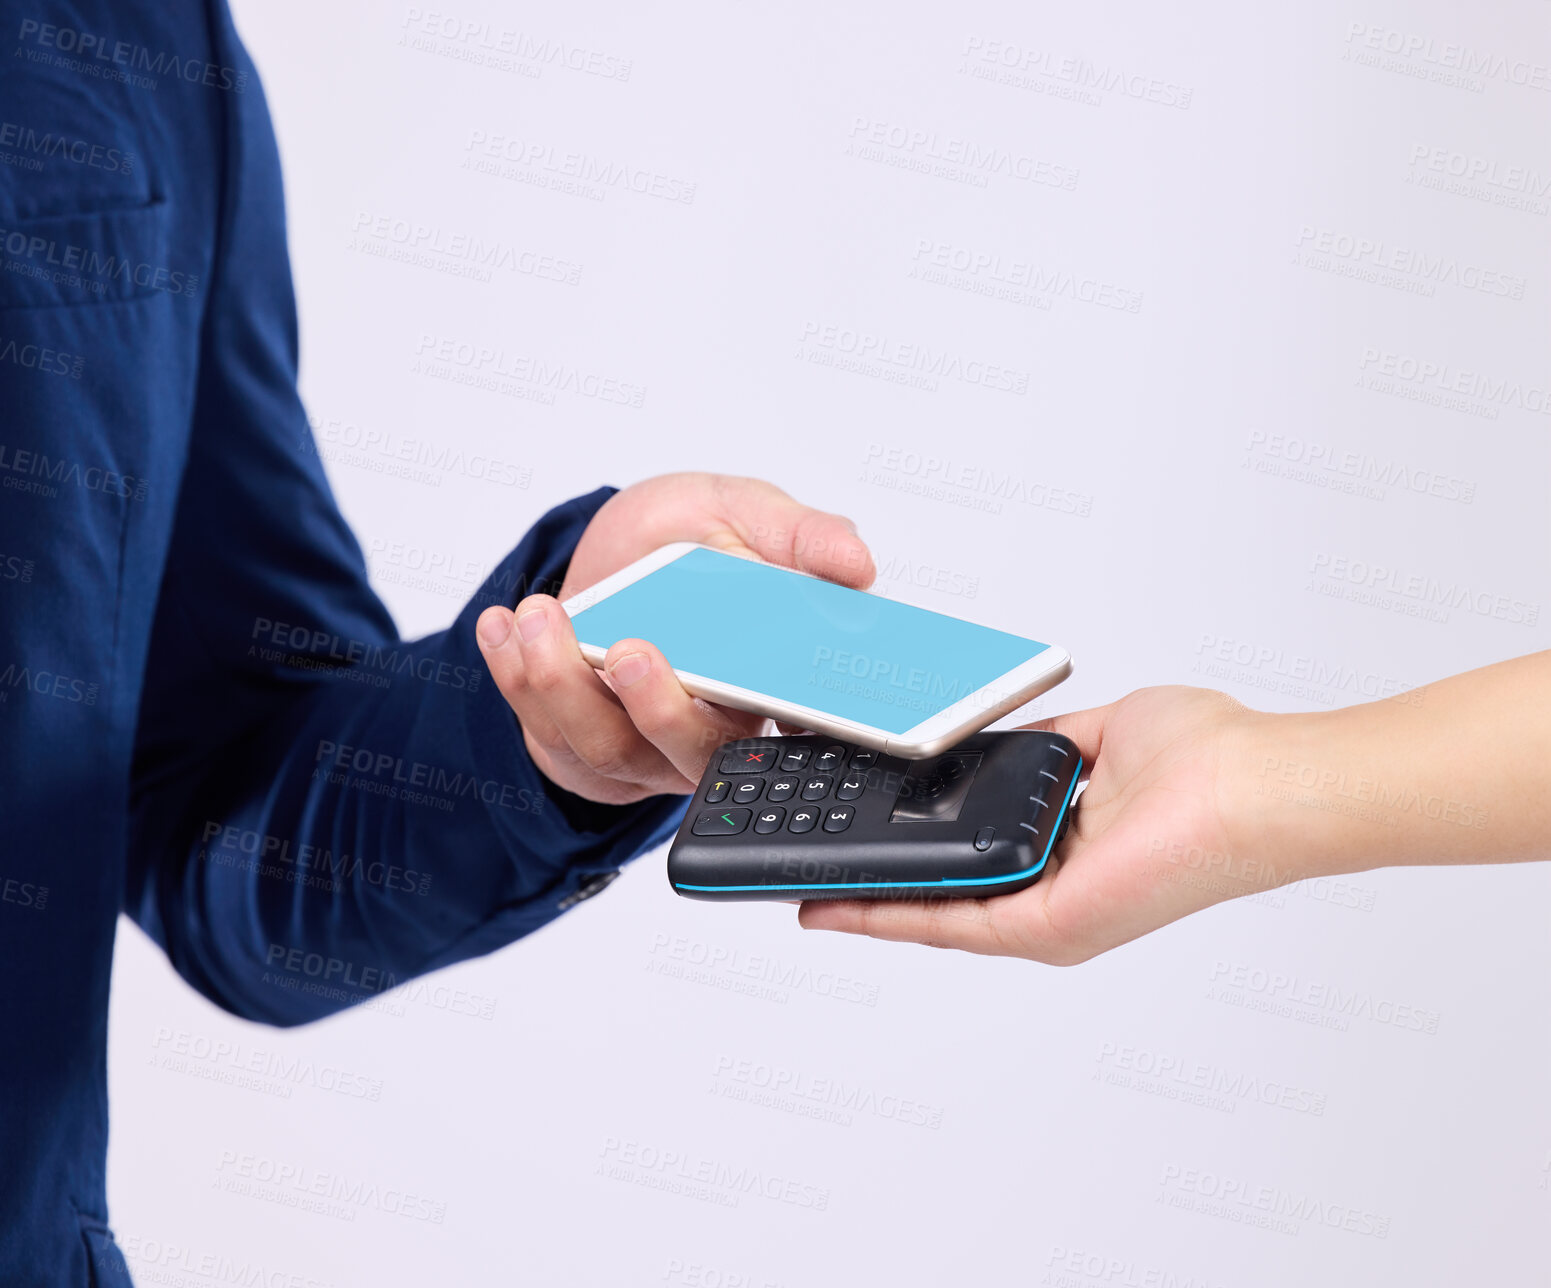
[0,121,133,174]
[16,20,247,90]
[249,618,481,691]
[0,225,198,297]
[847,116,1079,189]
[1308,552,1540,625]
[1294,226,1526,298]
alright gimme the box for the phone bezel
[560,542,1072,759]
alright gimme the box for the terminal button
[823,808,854,833]
[766,775,798,803]
[788,807,820,834]
[691,808,752,836]
[754,808,785,834]
[719,747,779,774]
[836,775,866,801]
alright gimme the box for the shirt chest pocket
[0,197,183,310]
[0,196,190,717]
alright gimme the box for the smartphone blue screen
[569,547,1050,735]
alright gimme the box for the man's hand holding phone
[475,473,874,806]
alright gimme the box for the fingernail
[516,610,548,643]
[610,652,650,687]
[477,609,512,647]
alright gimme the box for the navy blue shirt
[0,3,682,1281]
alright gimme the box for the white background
[107,2,1550,1284]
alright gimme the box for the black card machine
[667,732,1082,901]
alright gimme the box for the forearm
[129,489,686,1025]
[166,642,680,1025]
[1229,651,1551,880]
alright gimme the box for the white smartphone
[562,543,1071,759]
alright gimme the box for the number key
[788,807,820,834]
[754,807,785,834]
[766,775,798,803]
[822,807,854,833]
[812,745,846,773]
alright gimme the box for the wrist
[1225,702,1438,885]
[1217,708,1359,889]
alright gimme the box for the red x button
[718,746,780,774]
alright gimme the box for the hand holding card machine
[667,732,1082,900]
[563,543,1072,758]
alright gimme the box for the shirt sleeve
[123,42,685,1027]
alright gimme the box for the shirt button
[558,869,620,910]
